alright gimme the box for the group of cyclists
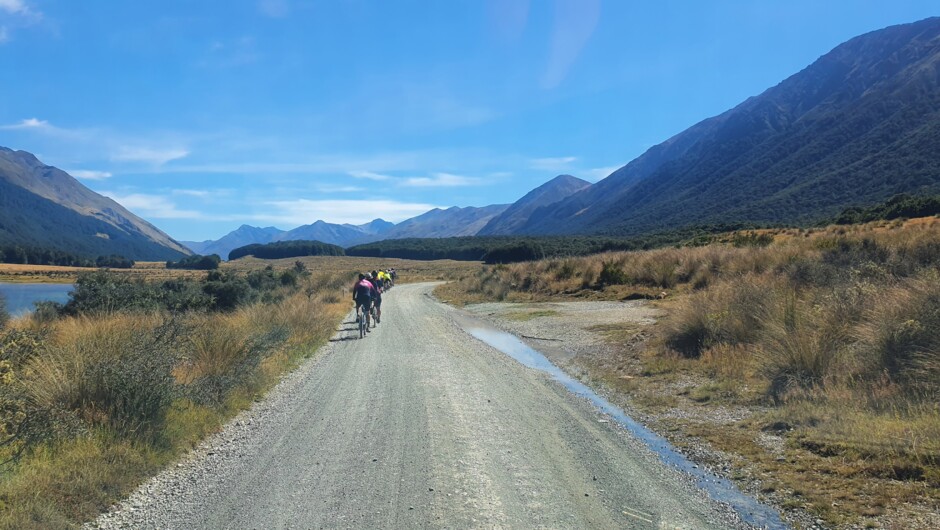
[352,268,397,337]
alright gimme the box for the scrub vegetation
[0,265,351,529]
[437,215,940,527]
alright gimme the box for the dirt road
[92,283,749,529]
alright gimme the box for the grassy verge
[0,268,350,529]
[437,217,940,528]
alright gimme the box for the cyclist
[370,270,383,324]
[352,273,373,332]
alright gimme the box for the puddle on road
[455,314,787,530]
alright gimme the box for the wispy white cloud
[258,0,289,18]
[1,118,194,169]
[159,149,473,176]
[111,146,190,165]
[171,189,211,197]
[0,0,29,14]
[317,184,365,193]
[348,170,392,181]
[488,171,514,179]
[530,156,577,171]
[0,0,42,43]
[100,192,203,219]
[1,117,51,130]
[401,172,481,187]
[258,199,441,225]
[68,169,112,180]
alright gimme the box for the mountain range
[0,147,188,260]
[5,18,940,262]
[182,176,584,259]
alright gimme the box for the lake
[0,283,74,316]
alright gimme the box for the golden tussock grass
[0,269,354,529]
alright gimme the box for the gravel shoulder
[89,283,748,529]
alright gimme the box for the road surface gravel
[90,283,752,529]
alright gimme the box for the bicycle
[358,305,368,338]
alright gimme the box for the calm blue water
[456,314,788,530]
[0,283,73,316]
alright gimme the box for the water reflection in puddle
[457,315,787,530]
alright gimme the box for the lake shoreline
[0,282,74,316]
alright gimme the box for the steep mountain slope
[382,205,510,239]
[0,147,189,260]
[519,17,940,236]
[183,225,285,258]
[477,175,591,235]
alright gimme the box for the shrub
[64,271,161,314]
[554,260,578,281]
[167,254,221,270]
[664,292,717,358]
[293,260,310,276]
[758,293,845,401]
[822,238,889,269]
[279,269,299,287]
[19,316,181,439]
[1,329,81,458]
[63,272,214,315]
[182,315,287,406]
[31,301,63,325]
[598,260,629,286]
[203,275,253,311]
[858,273,940,396]
[731,231,774,247]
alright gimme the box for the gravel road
[90,283,749,529]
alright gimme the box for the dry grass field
[225,255,480,283]
[0,255,480,285]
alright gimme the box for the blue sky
[1,1,937,241]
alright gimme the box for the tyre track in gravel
[90,283,750,529]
